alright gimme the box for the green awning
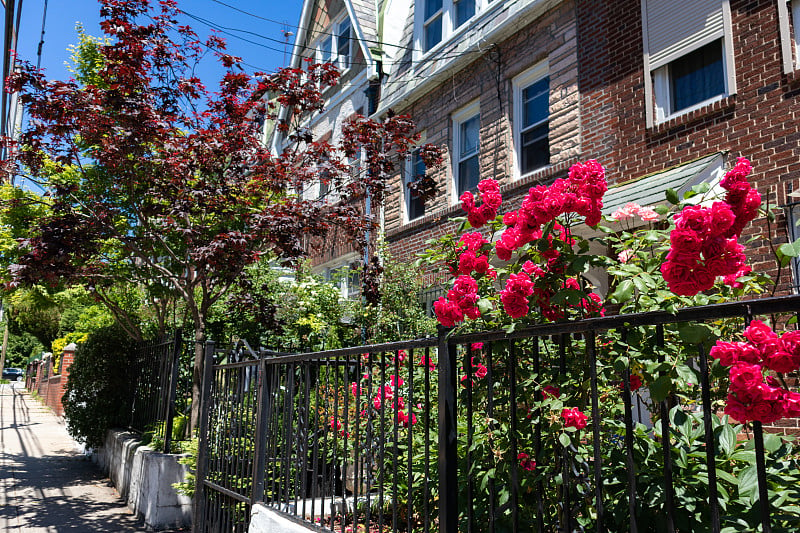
[602,153,725,215]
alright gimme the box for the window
[786,200,800,292]
[404,148,427,221]
[417,0,483,53]
[325,262,361,300]
[315,16,352,70]
[642,0,735,125]
[453,102,480,196]
[779,0,800,72]
[513,63,550,177]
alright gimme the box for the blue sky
[13,0,304,85]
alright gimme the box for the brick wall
[29,345,76,418]
[576,0,800,287]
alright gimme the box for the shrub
[62,324,135,448]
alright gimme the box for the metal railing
[128,329,187,453]
[194,294,800,532]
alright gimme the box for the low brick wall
[26,345,76,417]
[94,429,192,531]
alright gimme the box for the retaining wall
[94,429,192,531]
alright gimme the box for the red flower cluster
[434,274,481,327]
[454,232,493,277]
[500,272,534,319]
[661,158,759,296]
[517,451,536,471]
[494,160,606,261]
[561,407,589,430]
[460,356,489,386]
[460,179,502,228]
[618,373,643,392]
[711,320,800,424]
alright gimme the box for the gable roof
[289,0,379,78]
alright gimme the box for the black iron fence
[128,329,188,453]
[195,295,800,532]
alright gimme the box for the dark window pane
[424,0,443,21]
[455,0,475,27]
[521,123,549,174]
[321,37,332,62]
[458,154,480,194]
[670,40,724,113]
[424,16,442,51]
[337,21,350,67]
[460,115,480,155]
[407,149,426,220]
[523,77,549,128]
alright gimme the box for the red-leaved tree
[1,0,443,429]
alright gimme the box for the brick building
[284,0,800,295]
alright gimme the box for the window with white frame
[641,0,735,126]
[453,102,480,196]
[513,63,550,178]
[417,0,486,53]
[324,261,361,300]
[780,0,800,71]
[314,16,352,70]
[404,147,427,221]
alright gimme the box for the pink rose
[764,349,798,374]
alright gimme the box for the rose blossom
[434,297,464,327]
[542,385,561,399]
[562,408,588,430]
[518,452,536,471]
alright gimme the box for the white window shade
[644,0,724,69]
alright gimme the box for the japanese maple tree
[1,0,442,429]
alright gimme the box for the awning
[602,152,726,215]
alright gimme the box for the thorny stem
[765,188,784,298]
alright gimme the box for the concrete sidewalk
[0,382,146,532]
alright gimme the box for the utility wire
[179,9,481,69]
[209,0,421,53]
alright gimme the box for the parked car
[2,368,24,381]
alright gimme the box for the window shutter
[644,0,724,69]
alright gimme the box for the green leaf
[665,188,679,205]
[737,465,758,502]
[610,279,635,303]
[649,375,672,403]
[677,323,712,345]
[778,238,800,258]
[654,204,670,215]
[718,423,736,458]
[477,298,493,314]
[558,433,572,448]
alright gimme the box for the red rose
[743,320,777,346]
[542,385,561,399]
[669,228,703,252]
[724,395,749,423]
[434,297,464,327]
[763,350,797,374]
[457,251,476,275]
[562,408,588,430]
[781,330,800,357]
[501,291,530,319]
[707,202,735,237]
[517,452,536,471]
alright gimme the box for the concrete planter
[93,429,192,531]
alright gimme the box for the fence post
[163,328,183,454]
[193,340,215,533]
[251,356,271,504]
[437,326,458,533]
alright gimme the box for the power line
[208,0,420,53]
[179,8,482,70]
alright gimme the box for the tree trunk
[190,317,206,433]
